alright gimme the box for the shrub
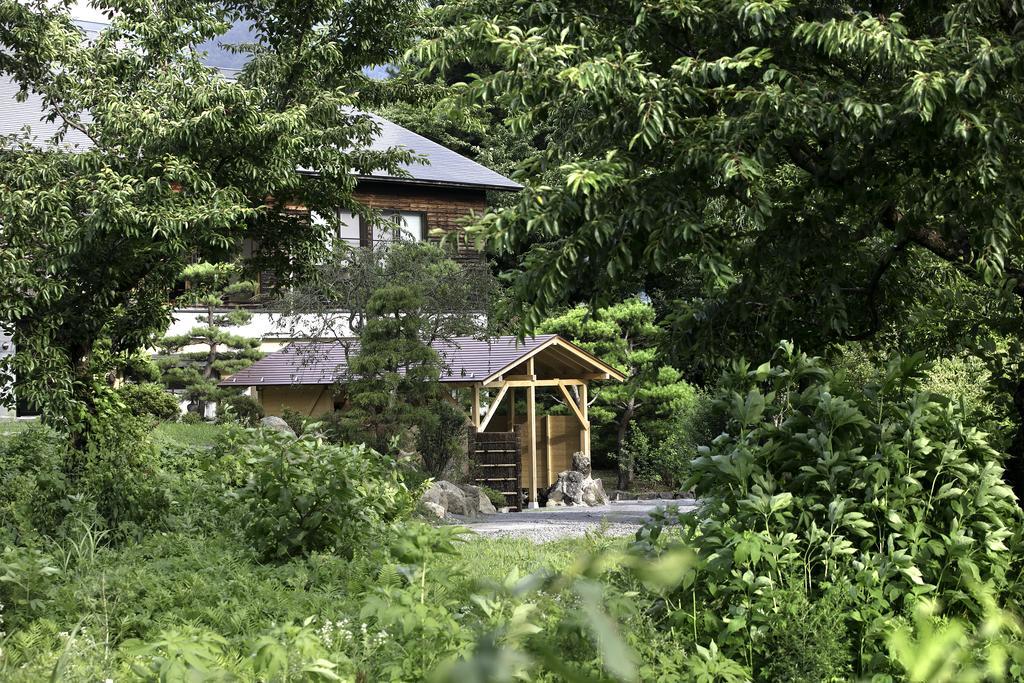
[224,428,418,561]
[480,486,507,509]
[415,400,468,478]
[80,413,172,541]
[116,383,181,422]
[643,343,1020,676]
[218,394,264,427]
[280,408,310,436]
[0,426,69,542]
[180,412,204,425]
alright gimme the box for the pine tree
[157,262,262,416]
[341,284,442,453]
[539,299,699,490]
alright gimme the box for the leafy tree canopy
[415,0,1024,488]
[0,0,419,429]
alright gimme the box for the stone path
[459,498,697,542]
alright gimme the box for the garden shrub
[280,408,310,435]
[224,428,418,561]
[0,426,70,543]
[218,394,264,427]
[480,486,507,508]
[80,413,172,541]
[416,399,468,478]
[180,412,204,425]
[116,382,181,422]
[638,342,1021,677]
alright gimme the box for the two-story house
[0,68,521,415]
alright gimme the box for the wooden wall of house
[353,181,488,264]
[513,415,580,490]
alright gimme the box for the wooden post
[526,359,538,508]
[471,385,481,429]
[544,415,553,488]
[508,387,516,430]
[579,382,590,457]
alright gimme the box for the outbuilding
[220,334,625,508]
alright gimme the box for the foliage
[0,0,420,429]
[0,426,70,543]
[0,546,61,628]
[280,240,501,342]
[77,414,172,542]
[152,422,224,450]
[539,299,699,486]
[480,486,507,509]
[340,284,444,453]
[157,261,264,416]
[645,343,1020,677]
[416,0,1024,491]
[281,408,311,437]
[218,394,265,428]
[416,399,469,479]
[179,412,204,426]
[116,383,180,423]
[225,427,418,561]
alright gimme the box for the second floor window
[314,209,427,249]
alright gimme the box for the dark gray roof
[0,67,520,191]
[356,113,521,191]
[220,334,564,386]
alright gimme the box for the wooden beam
[557,382,589,430]
[526,358,538,507]
[471,385,480,428]
[478,384,509,432]
[502,374,536,382]
[581,372,611,380]
[483,378,585,388]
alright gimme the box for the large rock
[546,452,609,507]
[260,415,296,436]
[421,480,498,518]
[457,484,497,515]
[421,501,446,519]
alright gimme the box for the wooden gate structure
[459,336,625,508]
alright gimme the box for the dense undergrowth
[2,345,1023,681]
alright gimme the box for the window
[312,210,360,249]
[372,211,424,246]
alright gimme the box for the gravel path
[458,499,697,542]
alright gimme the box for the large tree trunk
[616,397,636,491]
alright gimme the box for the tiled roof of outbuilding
[220,334,625,387]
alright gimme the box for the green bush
[480,486,507,509]
[116,383,181,422]
[0,426,70,543]
[80,414,172,541]
[643,343,1020,676]
[224,428,418,561]
[416,400,468,478]
[218,394,264,427]
[280,408,310,436]
[180,412,204,425]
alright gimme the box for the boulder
[421,480,498,518]
[571,451,593,478]
[545,452,609,507]
[420,501,446,519]
[457,484,497,515]
[260,415,296,436]
[581,477,609,506]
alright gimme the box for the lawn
[151,420,225,449]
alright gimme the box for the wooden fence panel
[468,430,521,511]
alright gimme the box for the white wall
[162,310,355,352]
[0,328,12,419]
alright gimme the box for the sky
[70,1,107,24]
